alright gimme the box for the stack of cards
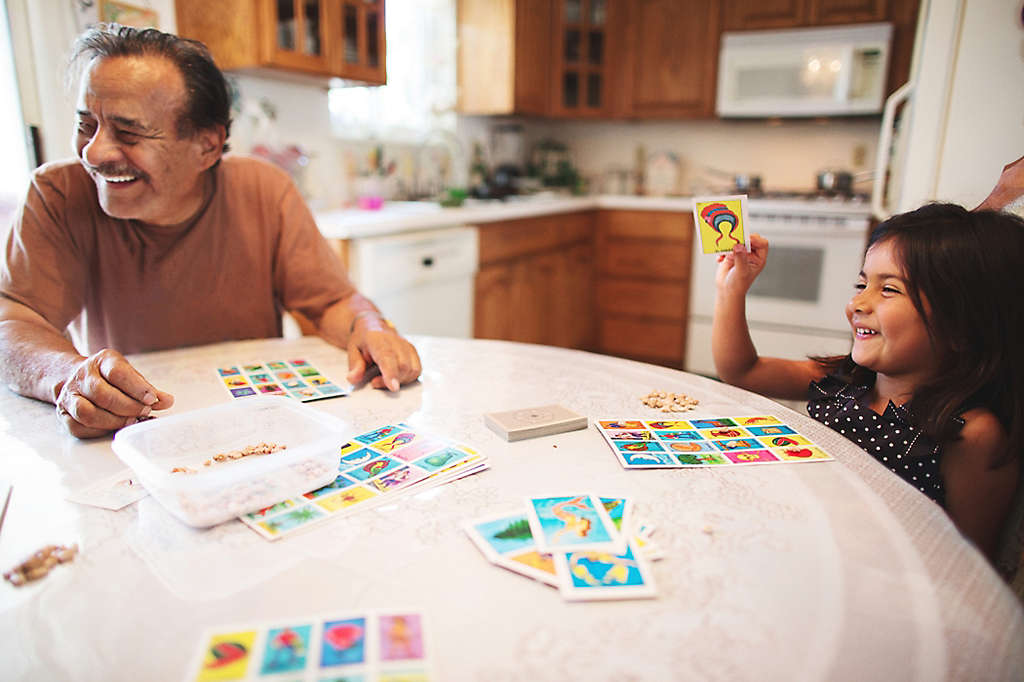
[241,423,489,540]
[595,415,835,469]
[484,404,588,441]
[217,360,348,402]
[463,494,663,601]
[185,610,432,681]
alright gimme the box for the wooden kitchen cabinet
[721,0,886,29]
[176,0,386,85]
[457,0,626,117]
[594,210,693,367]
[619,0,720,118]
[547,0,627,117]
[456,0,553,115]
[474,212,595,348]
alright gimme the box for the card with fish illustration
[463,509,559,586]
[241,423,489,540]
[216,359,349,403]
[524,493,625,554]
[693,195,750,255]
[595,416,835,469]
[185,610,433,681]
[556,539,657,601]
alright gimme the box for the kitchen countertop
[314,195,873,240]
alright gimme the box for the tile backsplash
[230,74,881,208]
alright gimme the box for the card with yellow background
[693,195,750,254]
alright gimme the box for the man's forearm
[314,293,380,349]
[0,315,82,405]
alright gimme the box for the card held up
[693,195,750,255]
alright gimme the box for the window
[328,0,456,142]
[0,2,32,227]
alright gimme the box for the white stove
[685,195,871,379]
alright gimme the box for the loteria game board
[241,423,488,540]
[596,415,835,469]
[216,359,348,403]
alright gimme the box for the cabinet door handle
[422,257,434,267]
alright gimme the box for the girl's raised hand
[715,233,770,296]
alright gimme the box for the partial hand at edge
[345,316,422,392]
[56,348,174,438]
[715,233,770,297]
[976,155,1024,211]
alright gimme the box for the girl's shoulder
[948,407,1013,469]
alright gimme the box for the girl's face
[845,239,940,385]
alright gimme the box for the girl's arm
[711,234,824,400]
[941,408,1019,562]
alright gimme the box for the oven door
[690,218,865,333]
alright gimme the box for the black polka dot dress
[807,375,959,507]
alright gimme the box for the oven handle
[872,80,914,221]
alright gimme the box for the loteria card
[241,423,489,540]
[599,496,635,535]
[186,610,432,681]
[693,195,750,255]
[216,359,349,403]
[556,539,657,601]
[595,415,835,469]
[525,493,625,554]
[463,509,558,586]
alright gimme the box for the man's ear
[196,125,227,170]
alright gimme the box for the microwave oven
[716,23,893,118]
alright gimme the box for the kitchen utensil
[733,173,763,195]
[645,151,682,196]
[816,169,854,195]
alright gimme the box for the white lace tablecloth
[1,336,1021,681]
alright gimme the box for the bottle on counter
[469,142,491,199]
[634,144,647,196]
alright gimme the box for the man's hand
[345,315,422,392]
[715,233,770,297]
[976,155,1024,211]
[56,349,174,438]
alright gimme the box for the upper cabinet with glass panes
[176,0,386,85]
[548,0,620,117]
[456,0,625,118]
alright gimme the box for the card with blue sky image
[595,416,835,469]
[555,539,657,601]
[524,493,625,554]
[462,509,559,586]
[216,359,349,403]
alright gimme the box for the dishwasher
[346,226,479,338]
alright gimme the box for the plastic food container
[112,396,347,527]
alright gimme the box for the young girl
[712,202,1024,564]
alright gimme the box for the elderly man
[0,25,421,438]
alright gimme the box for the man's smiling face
[74,55,219,226]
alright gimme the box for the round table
[1,336,1021,681]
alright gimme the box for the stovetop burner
[750,190,869,203]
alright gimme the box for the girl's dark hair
[69,23,231,150]
[820,203,1024,450]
